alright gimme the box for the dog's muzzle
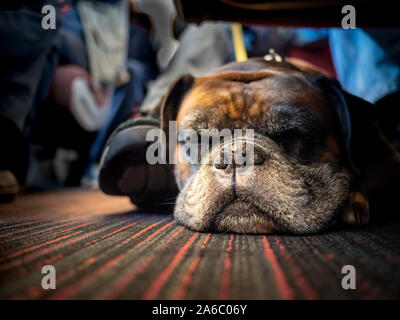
[211,138,266,175]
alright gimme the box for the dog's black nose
[214,142,265,170]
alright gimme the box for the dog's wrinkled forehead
[177,70,333,133]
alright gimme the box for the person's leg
[0,1,59,199]
[0,115,29,201]
[0,2,59,129]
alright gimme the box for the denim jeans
[0,1,60,130]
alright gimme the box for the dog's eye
[273,129,300,141]
[271,129,302,152]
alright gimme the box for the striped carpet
[0,189,399,299]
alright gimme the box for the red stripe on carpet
[170,233,212,299]
[0,221,39,232]
[99,254,156,299]
[262,236,294,300]
[218,234,233,300]
[345,232,361,243]
[25,217,143,274]
[80,216,148,248]
[0,220,86,244]
[0,231,83,267]
[120,217,170,245]
[0,222,124,273]
[162,226,185,247]
[99,222,186,299]
[0,220,76,241]
[201,233,211,249]
[11,230,102,267]
[274,237,318,299]
[345,232,400,268]
[135,220,175,248]
[356,277,382,299]
[141,232,198,300]
[12,257,98,300]
[100,220,140,239]
[307,236,334,260]
[309,236,382,299]
[49,254,125,299]
[171,256,201,300]
[37,218,172,299]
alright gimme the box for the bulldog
[151,56,400,234]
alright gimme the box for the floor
[0,189,399,299]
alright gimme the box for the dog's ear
[310,75,354,170]
[160,74,194,134]
[154,74,194,162]
[310,75,399,178]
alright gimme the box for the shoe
[98,116,178,208]
[0,115,29,202]
[0,170,19,202]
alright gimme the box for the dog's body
[154,57,400,234]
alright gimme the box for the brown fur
[156,58,400,234]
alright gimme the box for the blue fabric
[286,28,400,103]
[329,29,400,103]
[61,5,85,41]
[58,6,89,69]
[291,28,328,45]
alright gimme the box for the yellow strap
[231,23,248,62]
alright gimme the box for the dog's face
[162,60,353,234]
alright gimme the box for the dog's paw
[342,192,370,225]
